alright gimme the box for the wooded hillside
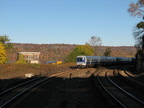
[7,43,137,62]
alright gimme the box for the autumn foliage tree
[0,43,7,64]
[0,35,13,63]
[65,45,94,62]
[16,54,26,64]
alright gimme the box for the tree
[128,0,144,17]
[0,35,13,49]
[0,43,7,64]
[16,54,26,64]
[103,48,111,56]
[128,0,144,49]
[133,24,144,49]
[88,36,102,55]
[128,1,144,71]
[0,35,10,44]
[65,45,94,62]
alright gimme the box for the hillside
[7,43,137,62]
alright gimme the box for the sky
[0,0,141,46]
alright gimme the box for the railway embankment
[0,63,75,92]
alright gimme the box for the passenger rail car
[76,56,135,68]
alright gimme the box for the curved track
[96,68,144,107]
[0,70,70,108]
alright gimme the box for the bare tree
[128,0,144,50]
[128,0,144,17]
[88,36,102,55]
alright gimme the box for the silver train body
[76,56,135,68]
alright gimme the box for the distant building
[17,52,40,64]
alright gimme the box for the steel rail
[0,69,70,96]
[114,66,144,83]
[0,77,42,95]
[106,72,144,105]
[0,77,50,108]
[96,72,126,108]
[0,70,70,108]
[124,70,144,83]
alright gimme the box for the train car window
[77,58,82,62]
[77,57,85,62]
[76,58,79,61]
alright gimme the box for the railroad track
[2,65,143,108]
[96,68,144,107]
[114,69,144,89]
[0,70,71,108]
[113,69,144,102]
[123,70,144,83]
[0,76,42,95]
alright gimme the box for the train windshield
[77,57,85,62]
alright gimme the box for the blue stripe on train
[86,61,98,64]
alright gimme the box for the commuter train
[76,56,135,68]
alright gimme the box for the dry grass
[0,63,76,79]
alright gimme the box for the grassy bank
[0,63,76,79]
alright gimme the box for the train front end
[76,56,86,68]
